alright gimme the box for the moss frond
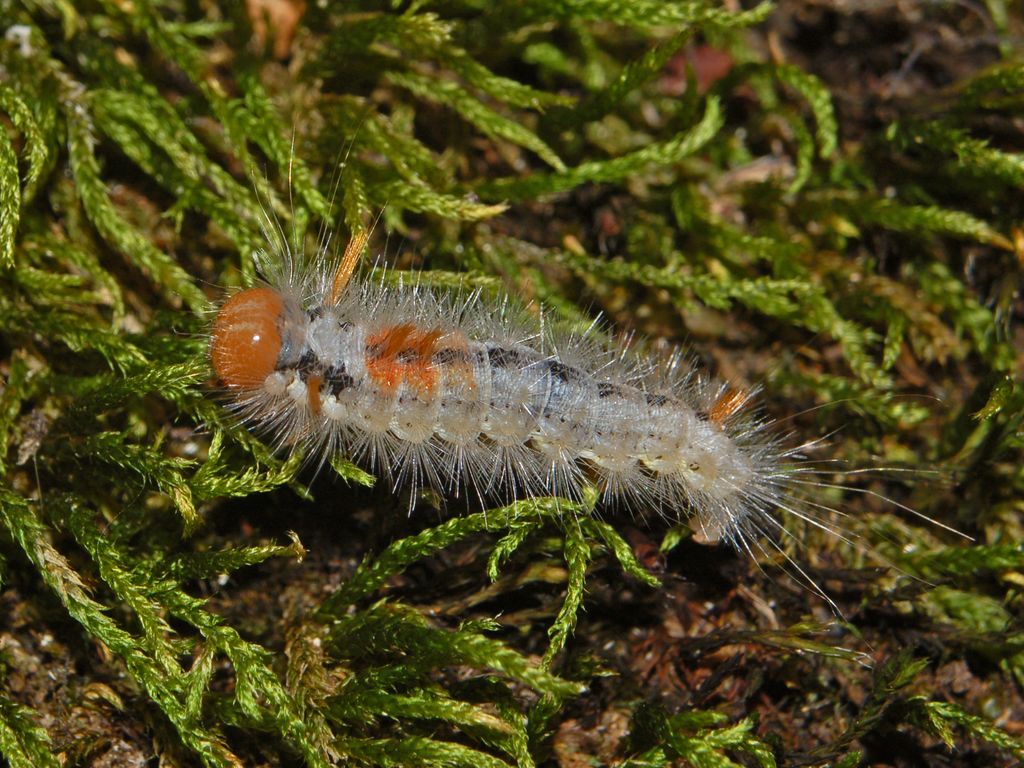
[1,1,1022,765]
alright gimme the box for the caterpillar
[210,228,819,560]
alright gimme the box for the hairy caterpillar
[209,227,828,565]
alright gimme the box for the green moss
[0,1,1022,766]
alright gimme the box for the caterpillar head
[210,287,285,389]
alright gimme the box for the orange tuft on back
[366,323,443,393]
[707,387,748,425]
[211,287,285,389]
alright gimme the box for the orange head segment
[211,287,285,389]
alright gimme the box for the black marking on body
[472,347,490,374]
[295,350,320,381]
[487,345,534,369]
[396,348,419,364]
[545,360,583,383]
[645,393,669,407]
[432,347,471,366]
[597,382,627,399]
[325,364,355,395]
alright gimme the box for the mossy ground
[0,1,1022,766]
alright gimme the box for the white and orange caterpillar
[210,231,812,553]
